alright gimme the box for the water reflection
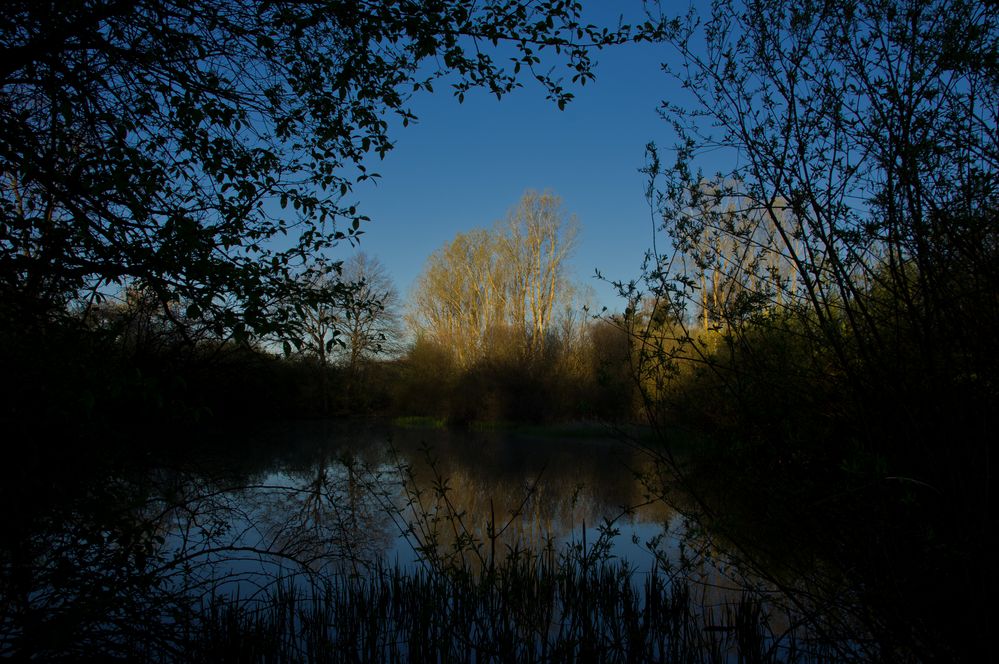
[150,421,679,581]
[0,421,802,660]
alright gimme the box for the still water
[153,420,692,592]
[1,420,843,660]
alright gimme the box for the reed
[179,554,839,663]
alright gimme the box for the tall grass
[182,554,839,663]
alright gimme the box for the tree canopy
[0,0,663,338]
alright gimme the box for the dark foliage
[626,0,997,658]
[0,0,663,337]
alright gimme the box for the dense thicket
[625,0,996,659]
[637,0,996,497]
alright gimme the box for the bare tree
[501,191,580,357]
[337,253,402,375]
[291,254,400,410]
[409,229,506,367]
[291,261,346,413]
[648,0,997,387]
[409,191,580,366]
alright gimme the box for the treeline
[390,317,635,424]
[0,252,399,436]
[0,290,317,429]
[0,193,642,431]
[206,189,639,425]
[292,192,640,423]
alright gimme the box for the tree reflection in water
[150,452,397,598]
[0,423,844,660]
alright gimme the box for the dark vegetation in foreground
[189,561,836,664]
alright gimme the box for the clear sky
[334,5,687,313]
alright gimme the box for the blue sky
[335,6,686,312]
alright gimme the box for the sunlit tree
[410,191,580,366]
[501,191,580,356]
[409,228,503,368]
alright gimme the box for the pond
[146,421,721,593]
[0,420,842,661]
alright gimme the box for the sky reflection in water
[154,421,705,595]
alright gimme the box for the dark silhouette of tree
[337,252,401,374]
[287,259,345,413]
[286,252,398,412]
[645,0,996,400]
[0,0,665,338]
[634,0,996,659]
